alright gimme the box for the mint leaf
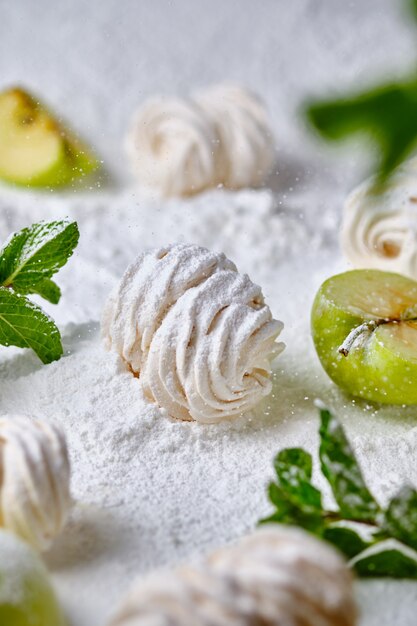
[319,406,380,522]
[410,0,417,21]
[261,482,324,533]
[0,220,79,293]
[0,287,63,363]
[303,2,417,184]
[31,278,61,304]
[260,449,324,532]
[274,448,322,512]
[306,79,417,184]
[323,526,370,559]
[351,541,417,579]
[260,405,417,578]
[0,220,79,364]
[383,486,417,552]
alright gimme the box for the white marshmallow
[102,243,284,423]
[0,416,71,551]
[109,526,357,626]
[196,83,275,188]
[126,84,275,196]
[342,158,417,278]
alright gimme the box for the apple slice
[0,529,65,626]
[311,269,417,405]
[0,87,98,187]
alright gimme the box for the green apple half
[311,269,417,405]
[0,529,65,626]
[0,87,98,187]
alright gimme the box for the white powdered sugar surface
[0,186,416,626]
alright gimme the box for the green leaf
[305,78,417,184]
[31,278,61,304]
[351,542,417,579]
[383,486,417,552]
[261,481,324,533]
[410,0,417,21]
[0,220,79,294]
[0,287,63,363]
[318,405,380,522]
[323,525,371,559]
[261,448,324,533]
[259,405,417,578]
[274,448,322,512]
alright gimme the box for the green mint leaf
[274,448,322,512]
[318,405,380,522]
[383,486,417,552]
[351,541,417,579]
[0,287,63,363]
[31,278,61,304]
[0,220,79,293]
[305,78,417,184]
[261,481,324,533]
[323,526,371,559]
[410,0,417,21]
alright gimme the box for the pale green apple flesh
[0,87,98,187]
[0,530,65,626]
[311,269,417,405]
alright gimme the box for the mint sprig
[0,219,79,363]
[0,220,79,293]
[0,288,63,363]
[319,406,380,522]
[305,80,417,186]
[260,405,417,578]
[304,1,417,184]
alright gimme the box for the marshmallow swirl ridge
[126,97,220,197]
[0,416,71,551]
[126,84,275,196]
[342,158,417,278]
[196,83,275,188]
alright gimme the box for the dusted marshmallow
[342,158,417,278]
[125,97,220,197]
[126,84,275,197]
[110,526,357,626]
[196,83,275,188]
[0,416,71,551]
[102,244,284,423]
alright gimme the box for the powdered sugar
[0,234,416,624]
[0,184,339,294]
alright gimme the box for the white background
[2,0,417,186]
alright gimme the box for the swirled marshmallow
[126,84,275,196]
[0,416,72,551]
[102,244,284,423]
[125,97,220,197]
[196,83,275,188]
[109,526,357,626]
[342,158,417,278]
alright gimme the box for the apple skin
[311,270,417,405]
[0,530,65,626]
